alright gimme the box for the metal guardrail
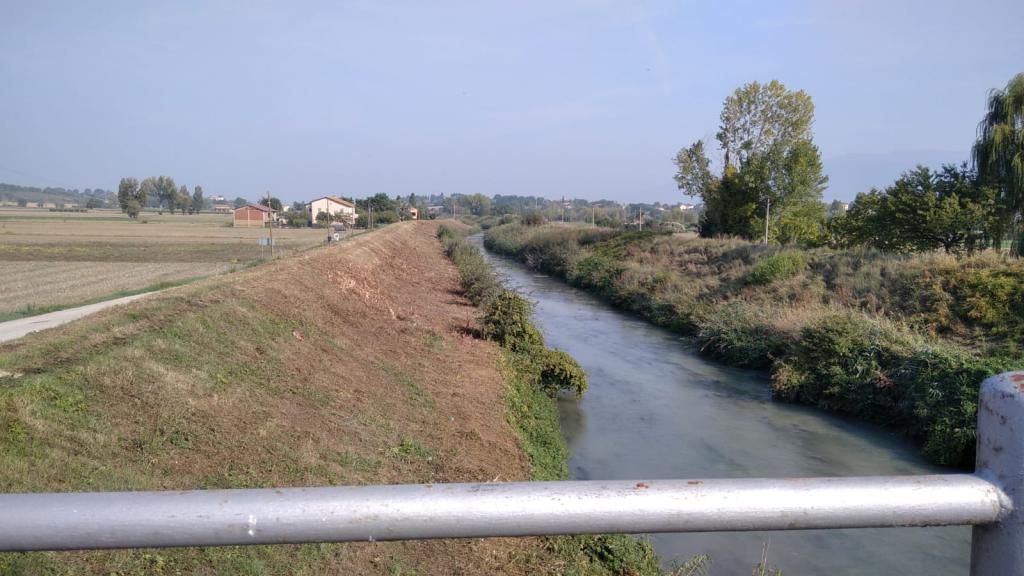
[1,372,1023,575]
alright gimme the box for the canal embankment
[483,222,1024,468]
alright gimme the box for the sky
[1,1,1022,204]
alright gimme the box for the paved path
[0,293,152,344]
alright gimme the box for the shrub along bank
[483,223,1024,467]
[437,225,666,575]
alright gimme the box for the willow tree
[973,73,1024,253]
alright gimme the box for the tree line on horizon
[674,73,1024,255]
[117,176,205,218]
[109,72,1022,246]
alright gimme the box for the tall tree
[973,73,1024,253]
[717,80,814,169]
[150,175,177,212]
[673,140,717,198]
[176,185,190,215]
[758,140,828,244]
[259,195,282,211]
[361,193,396,212]
[466,193,492,216]
[140,177,158,209]
[697,165,758,238]
[830,189,888,249]
[827,199,847,218]
[117,177,145,219]
[675,80,825,243]
[191,185,204,214]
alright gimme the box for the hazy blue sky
[2,1,1022,203]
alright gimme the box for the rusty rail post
[971,371,1024,575]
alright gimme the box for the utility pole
[639,207,643,232]
[592,206,596,227]
[266,191,274,258]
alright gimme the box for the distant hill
[0,182,115,207]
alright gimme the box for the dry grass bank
[0,221,571,575]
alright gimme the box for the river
[476,237,970,575]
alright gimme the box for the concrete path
[0,293,152,344]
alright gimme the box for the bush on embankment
[483,222,1024,467]
[437,224,661,575]
[772,313,1014,465]
[439,225,501,307]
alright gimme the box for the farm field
[0,208,327,316]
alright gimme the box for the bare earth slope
[0,221,558,575]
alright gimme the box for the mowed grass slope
[0,221,562,575]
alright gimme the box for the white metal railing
[1,372,1022,575]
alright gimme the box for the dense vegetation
[484,222,1024,467]
[437,225,672,575]
[830,164,1005,253]
[672,74,1024,256]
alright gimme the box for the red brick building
[233,203,276,227]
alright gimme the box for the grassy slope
[0,222,582,575]
[483,223,1024,467]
